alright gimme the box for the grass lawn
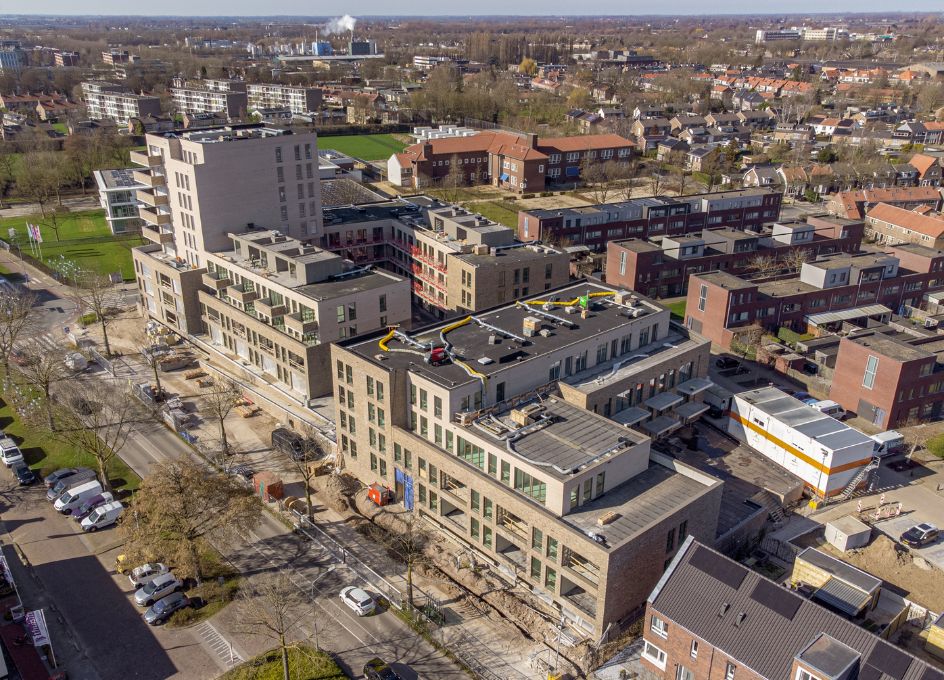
[51,123,68,135]
[317,133,406,161]
[0,396,140,494]
[665,299,687,320]
[466,200,520,227]
[221,646,345,680]
[0,209,143,280]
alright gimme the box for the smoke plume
[323,15,357,36]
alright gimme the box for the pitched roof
[832,186,943,219]
[536,133,633,153]
[866,203,944,239]
[650,539,944,680]
[908,153,941,178]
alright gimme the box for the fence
[759,536,801,563]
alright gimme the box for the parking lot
[0,468,223,680]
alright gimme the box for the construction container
[727,387,875,498]
[367,483,394,506]
[824,516,871,551]
[253,471,284,501]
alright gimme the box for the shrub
[927,434,944,460]
[78,312,98,326]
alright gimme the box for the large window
[650,615,669,638]
[642,641,667,671]
[514,468,547,504]
[863,355,879,389]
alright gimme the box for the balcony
[412,282,444,307]
[202,271,232,291]
[226,283,258,305]
[411,264,447,292]
[285,311,318,335]
[410,245,447,272]
[130,150,162,167]
[139,207,171,226]
[136,189,169,207]
[133,169,165,187]
[255,297,288,317]
[142,225,173,244]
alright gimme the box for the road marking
[195,621,243,668]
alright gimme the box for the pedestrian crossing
[194,621,243,668]
[15,333,60,354]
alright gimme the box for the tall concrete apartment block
[332,282,723,637]
[129,125,401,402]
[246,84,323,114]
[81,81,161,124]
[170,86,248,120]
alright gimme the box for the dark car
[143,592,191,625]
[901,523,940,548]
[272,428,317,461]
[715,357,740,369]
[12,463,36,486]
[363,657,402,680]
[72,493,112,521]
[43,467,83,489]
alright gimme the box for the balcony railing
[136,189,168,207]
[411,264,448,292]
[139,207,171,226]
[412,282,443,307]
[411,246,447,272]
[202,271,232,291]
[255,297,288,317]
[285,311,318,335]
[132,169,165,187]
[130,150,162,167]
[227,284,258,305]
[142,225,173,244]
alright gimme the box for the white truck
[81,501,124,532]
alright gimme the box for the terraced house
[331,282,723,638]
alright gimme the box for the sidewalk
[0,196,99,219]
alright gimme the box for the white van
[54,480,103,514]
[872,431,905,457]
[811,400,846,420]
[81,501,123,532]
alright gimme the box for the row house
[683,245,944,350]
[605,216,864,298]
[908,153,943,186]
[865,202,944,248]
[827,186,943,220]
[517,188,783,252]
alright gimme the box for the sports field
[317,133,407,161]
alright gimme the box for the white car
[0,437,23,467]
[340,586,376,616]
[129,563,170,588]
[134,573,184,607]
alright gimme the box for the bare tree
[368,515,431,609]
[18,347,71,430]
[15,153,56,218]
[123,457,260,582]
[50,378,152,493]
[898,417,926,462]
[443,157,466,204]
[200,377,243,457]
[133,327,164,397]
[746,253,781,279]
[71,271,120,358]
[648,161,666,195]
[233,574,308,680]
[276,428,325,522]
[781,248,812,273]
[732,324,767,386]
[0,288,39,373]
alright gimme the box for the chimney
[527,132,538,148]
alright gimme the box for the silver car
[134,573,183,607]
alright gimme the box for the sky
[10,1,944,16]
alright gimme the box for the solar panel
[860,665,882,680]
[921,665,944,680]
[689,545,747,589]
[749,578,802,620]
[867,643,913,680]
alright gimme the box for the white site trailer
[727,386,875,498]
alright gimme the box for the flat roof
[696,270,756,291]
[455,244,562,266]
[798,547,882,594]
[345,281,662,389]
[565,462,710,550]
[296,269,402,301]
[95,168,144,190]
[524,187,777,218]
[806,304,892,326]
[846,333,934,363]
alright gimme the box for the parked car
[810,400,846,420]
[363,657,402,680]
[11,463,36,486]
[46,469,97,501]
[227,464,254,481]
[80,501,123,532]
[72,492,114,521]
[340,586,375,616]
[715,357,740,369]
[0,437,23,467]
[143,592,191,625]
[901,523,940,548]
[134,573,184,607]
[129,563,170,588]
[54,480,103,514]
[43,467,87,489]
[271,427,305,458]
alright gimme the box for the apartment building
[0,42,26,73]
[54,51,79,67]
[388,131,633,193]
[829,329,944,429]
[827,186,943,220]
[317,199,570,317]
[518,188,784,252]
[331,282,722,637]
[81,81,161,124]
[246,83,323,115]
[640,538,941,680]
[93,168,145,234]
[101,50,135,65]
[606,216,864,298]
[865,203,944,249]
[198,230,409,400]
[131,124,323,334]
[684,245,944,350]
[170,86,248,120]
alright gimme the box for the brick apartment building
[518,188,784,252]
[684,244,944,350]
[332,282,723,638]
[829,330,944,428]
[387,131,633,193]
[605,215,864,298]
[640,538,942,680]
[827,186,943,219]
[865,202,944,249]
[318,199,571,318]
